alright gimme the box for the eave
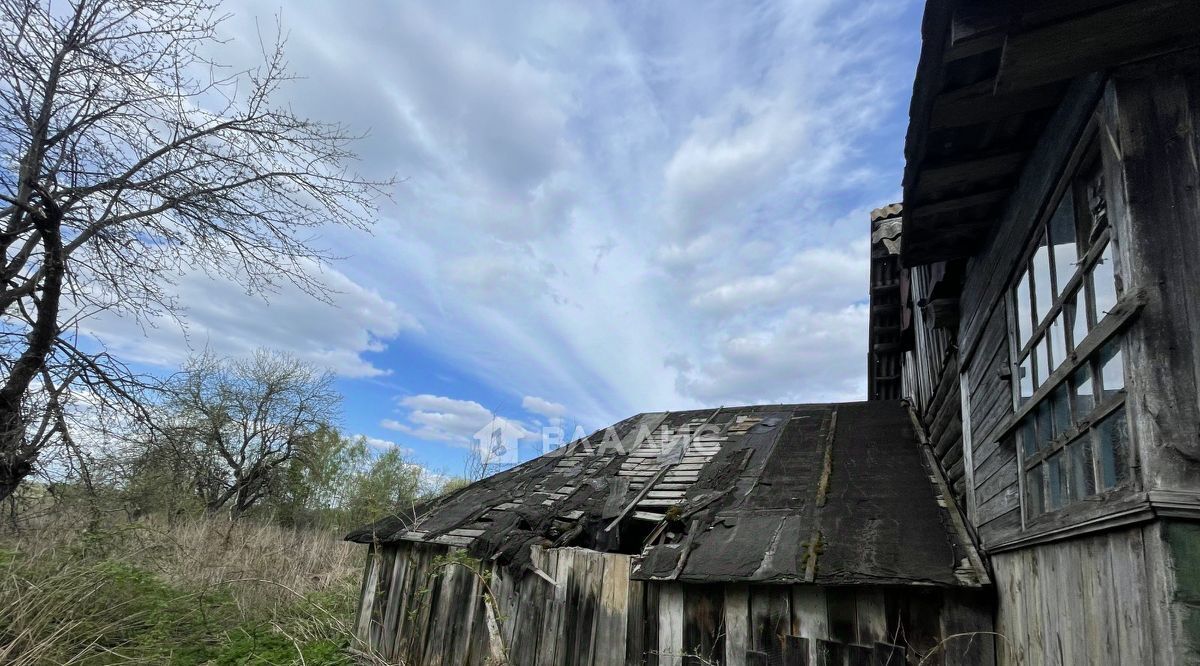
[901,0,1200,267]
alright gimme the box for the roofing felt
[346,400,986,587]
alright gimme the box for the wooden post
[1100,51,1200,493]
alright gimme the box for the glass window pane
[1047,452,1067,510]
[1019,417,1038,458]
[1033,232,1053,325]
[1036,400,1054,449]
[1015,269,1033,346]
[1099,341,1125,397]
[1069,437,1096,499]
[1019,354,1035,407]
[1071,365,1095,423]
[1047,313,1067,373]
[1066,287,1090,351]
[1096,407,1130,489]
[1091,242,1118,320]
[1050,191,1078,292]
[1026,464,1045,517]
[1034,336,1051,388]
[1051,384,1072,438]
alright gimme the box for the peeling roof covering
[346,400,986,588]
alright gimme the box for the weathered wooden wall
[900,265,967,510]
[992,522,1181,665]
[949,51,1200,665]
[1101,51,1200,494]
[355,542,994,665]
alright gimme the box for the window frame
[1003,136,1136,527]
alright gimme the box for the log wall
[354,541,994,665]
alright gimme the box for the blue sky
[83,1,925,479]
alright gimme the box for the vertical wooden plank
[826,590,857,645]
[517,571,547,666]
[1141,521,1177,666]
[792,586,828,666]
[1077,536,1103,666]
[354,545,381,644]
[447,558,478,666]
[959,373,979,525]
[395,546,420,663]
[424,553,459,666]
[645,582,661,666]
[937,590,995,666]
[725,584,750,666]
[1111,528,1150,663]
[540,548,569,666]
[388,545,417,661]
[490,560,520,659]
[658,583,685,666]
[368,548,395,650]
[872,641,905,666]
[1024,547,1045,665]
[597,553,631,666]
[683,584,724,665]
[626,576,648,666]
[992,552,1025,665]
[413,546,443,664]
[750,585,791,662]
[782,635,809,666]
[379,546,406,659]
[1060,542,1086,666]
[572,550,602,666]
[855,590,887,645]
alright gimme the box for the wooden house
[348,402,993,665]
[892,0,1200,662]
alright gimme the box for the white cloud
[522,396,567,419]
[88,1,920,462]
[385,394,534,449]
[79,260,419,378]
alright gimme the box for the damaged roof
[346,400,987,588]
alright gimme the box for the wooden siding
[355,542,994,665]
[993,522,1176,665]
[902,264,966,507]
[962,301,1021,546]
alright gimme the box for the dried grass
[0,515,384,665]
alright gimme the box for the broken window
[1008,144,1132,523]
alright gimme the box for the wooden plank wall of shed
[905,264,967,509]
[992,522,1177,665]
[355,543,995,665]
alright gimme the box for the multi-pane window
[1009,151,1131,520]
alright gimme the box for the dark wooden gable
[902,0,1200,267]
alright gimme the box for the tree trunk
[0,205,66,503]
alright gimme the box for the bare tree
[165,349,338,518]
[0,0,389,500]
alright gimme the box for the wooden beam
[916,151,1025,196]
[909,188,1008,218]
[930,81,1061,128]
[901,222,995,268]
[995,0,1200,93]
[945,1,1010,62]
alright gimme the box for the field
[0,516,379,665]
